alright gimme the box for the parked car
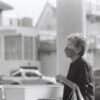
[0,67,56,85]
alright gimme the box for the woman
[56,33,95,100]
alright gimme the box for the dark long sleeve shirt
[63,57,95,100]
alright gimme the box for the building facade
[35,2,57,77]
[86,0,100,69]
[0,1,40,74]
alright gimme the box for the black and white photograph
[0,0,100,100]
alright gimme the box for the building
[0,1,40,74]
[35,2,57,77]
[86,0,100,69]
[36,0,100,76]
[0,1,13,25]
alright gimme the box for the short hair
[66,33,87,57]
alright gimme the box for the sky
[2,0,56,25]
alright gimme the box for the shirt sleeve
[63,64,77,100]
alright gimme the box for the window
[25,72,40,77]
[13,72,22,77]
[4,35,34,60]
[24,37,33,60]
[5,35,22,60]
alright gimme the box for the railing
[0,17,33,27]
[1,17,21,26]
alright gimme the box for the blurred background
[0,0,100,77]
[0,0,100,100]
[0,0,57,77]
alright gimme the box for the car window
[13,72,22,77]
[25,72,40,77]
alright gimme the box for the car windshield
[25,72,41,77]
[13,72,22,77]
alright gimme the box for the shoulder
[79,58,93,72]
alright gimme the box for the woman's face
[64,40,77,58]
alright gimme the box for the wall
[0,86,25,100]
[93,50,100,70]
[21,17,33,27]
[0,10,2,25]
[86,16,100,70]
[40,52,57,77]
[85,51,94,67]
[0,85,63,100]
[25,85,63,100]
[57,0,86,75]
[0,29,39,74]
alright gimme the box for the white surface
[25,85,63,100]
[0,85,63,100]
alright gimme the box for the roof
[0,1,13,10]
[35,2,56,28]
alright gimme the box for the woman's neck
[71,55,80,63]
